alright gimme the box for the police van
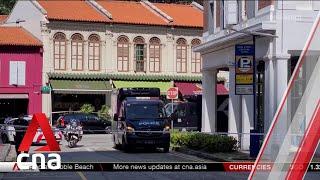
[112,88,170,152]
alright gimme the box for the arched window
[133,36,146,72]
[53,32,66,70]
[176,38,187,73]
[149,37,161,73]
[88,34,101,71]
[117,35,129,72]
[191,39,202,73]
[71,33,84,71]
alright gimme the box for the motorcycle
[63,119,83,148]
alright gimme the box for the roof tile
[36,0,202,27]
[154,3,203,27]
[37,0,110,23]
[97,1,167,26]
[0,15,8,24]
[0,27,42,47]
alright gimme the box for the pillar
[228,67,242,141]
[201,69,217,132]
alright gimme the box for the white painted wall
[199,0,320,150]
[6,0,46,40]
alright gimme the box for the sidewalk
[172,146,255,162]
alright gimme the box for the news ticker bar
[2,162,320,172]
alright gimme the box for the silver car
[0,115,62,144]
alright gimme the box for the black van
[112,88,171,152]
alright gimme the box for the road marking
[77,172,87,180]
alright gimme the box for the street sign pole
[166,87,179,131]
[171,99,174,130]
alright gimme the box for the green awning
[113,81,172,93]
[50,80,112,94]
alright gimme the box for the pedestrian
[13,114,29,162]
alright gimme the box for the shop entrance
[52,93,106,123]
[0,99,28,118]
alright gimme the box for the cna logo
[18,113,60,152]
[15,113,61,171]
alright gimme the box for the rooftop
[38,0,110,23]
[36,0,202,28]
[97,1,167,26]
[153,3,203,27]
[0,27,42,47]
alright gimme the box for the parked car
[0,115,62,144]
[165,102,201,131]
[56,113,111,134]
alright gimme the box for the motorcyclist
[63,119,82,148]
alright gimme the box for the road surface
[0,134,318,180]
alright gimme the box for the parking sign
[235,45,255,95]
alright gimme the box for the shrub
[98,105,111,121]
[171,131,238,153]
[80,104,95,114]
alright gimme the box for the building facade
[196,0,320,150]
[0,27,43,118]
[7,0,205,120]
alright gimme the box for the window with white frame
[71,33,84,71]
[149,37,161,73]
[53,32,66,70]
[191,39,202,73]
[176,38,187,73]
[245,0,255,19]
[88,34,101,71]
[117,35,130,72]
[133,36,146,72]
[9,61,26,86]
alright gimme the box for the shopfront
[50,79,112,122]
[0,27,43,119]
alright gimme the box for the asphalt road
[0,134,249,180]
[0,134,319,180]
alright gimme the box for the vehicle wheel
[1,134,8,144]
[68,140,76,148]
[163,146,170,153]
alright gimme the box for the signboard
[167,87,179,100]
[235,45,254,95]
[41,85,51,94]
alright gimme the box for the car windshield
[126,103,165,119]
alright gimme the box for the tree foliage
[0,0,16,15]
[98,105,111,120]
[80,104,95,114]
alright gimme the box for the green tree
[80,104,95,114]
[0,0,16,15]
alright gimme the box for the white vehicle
[0,115,62,144]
